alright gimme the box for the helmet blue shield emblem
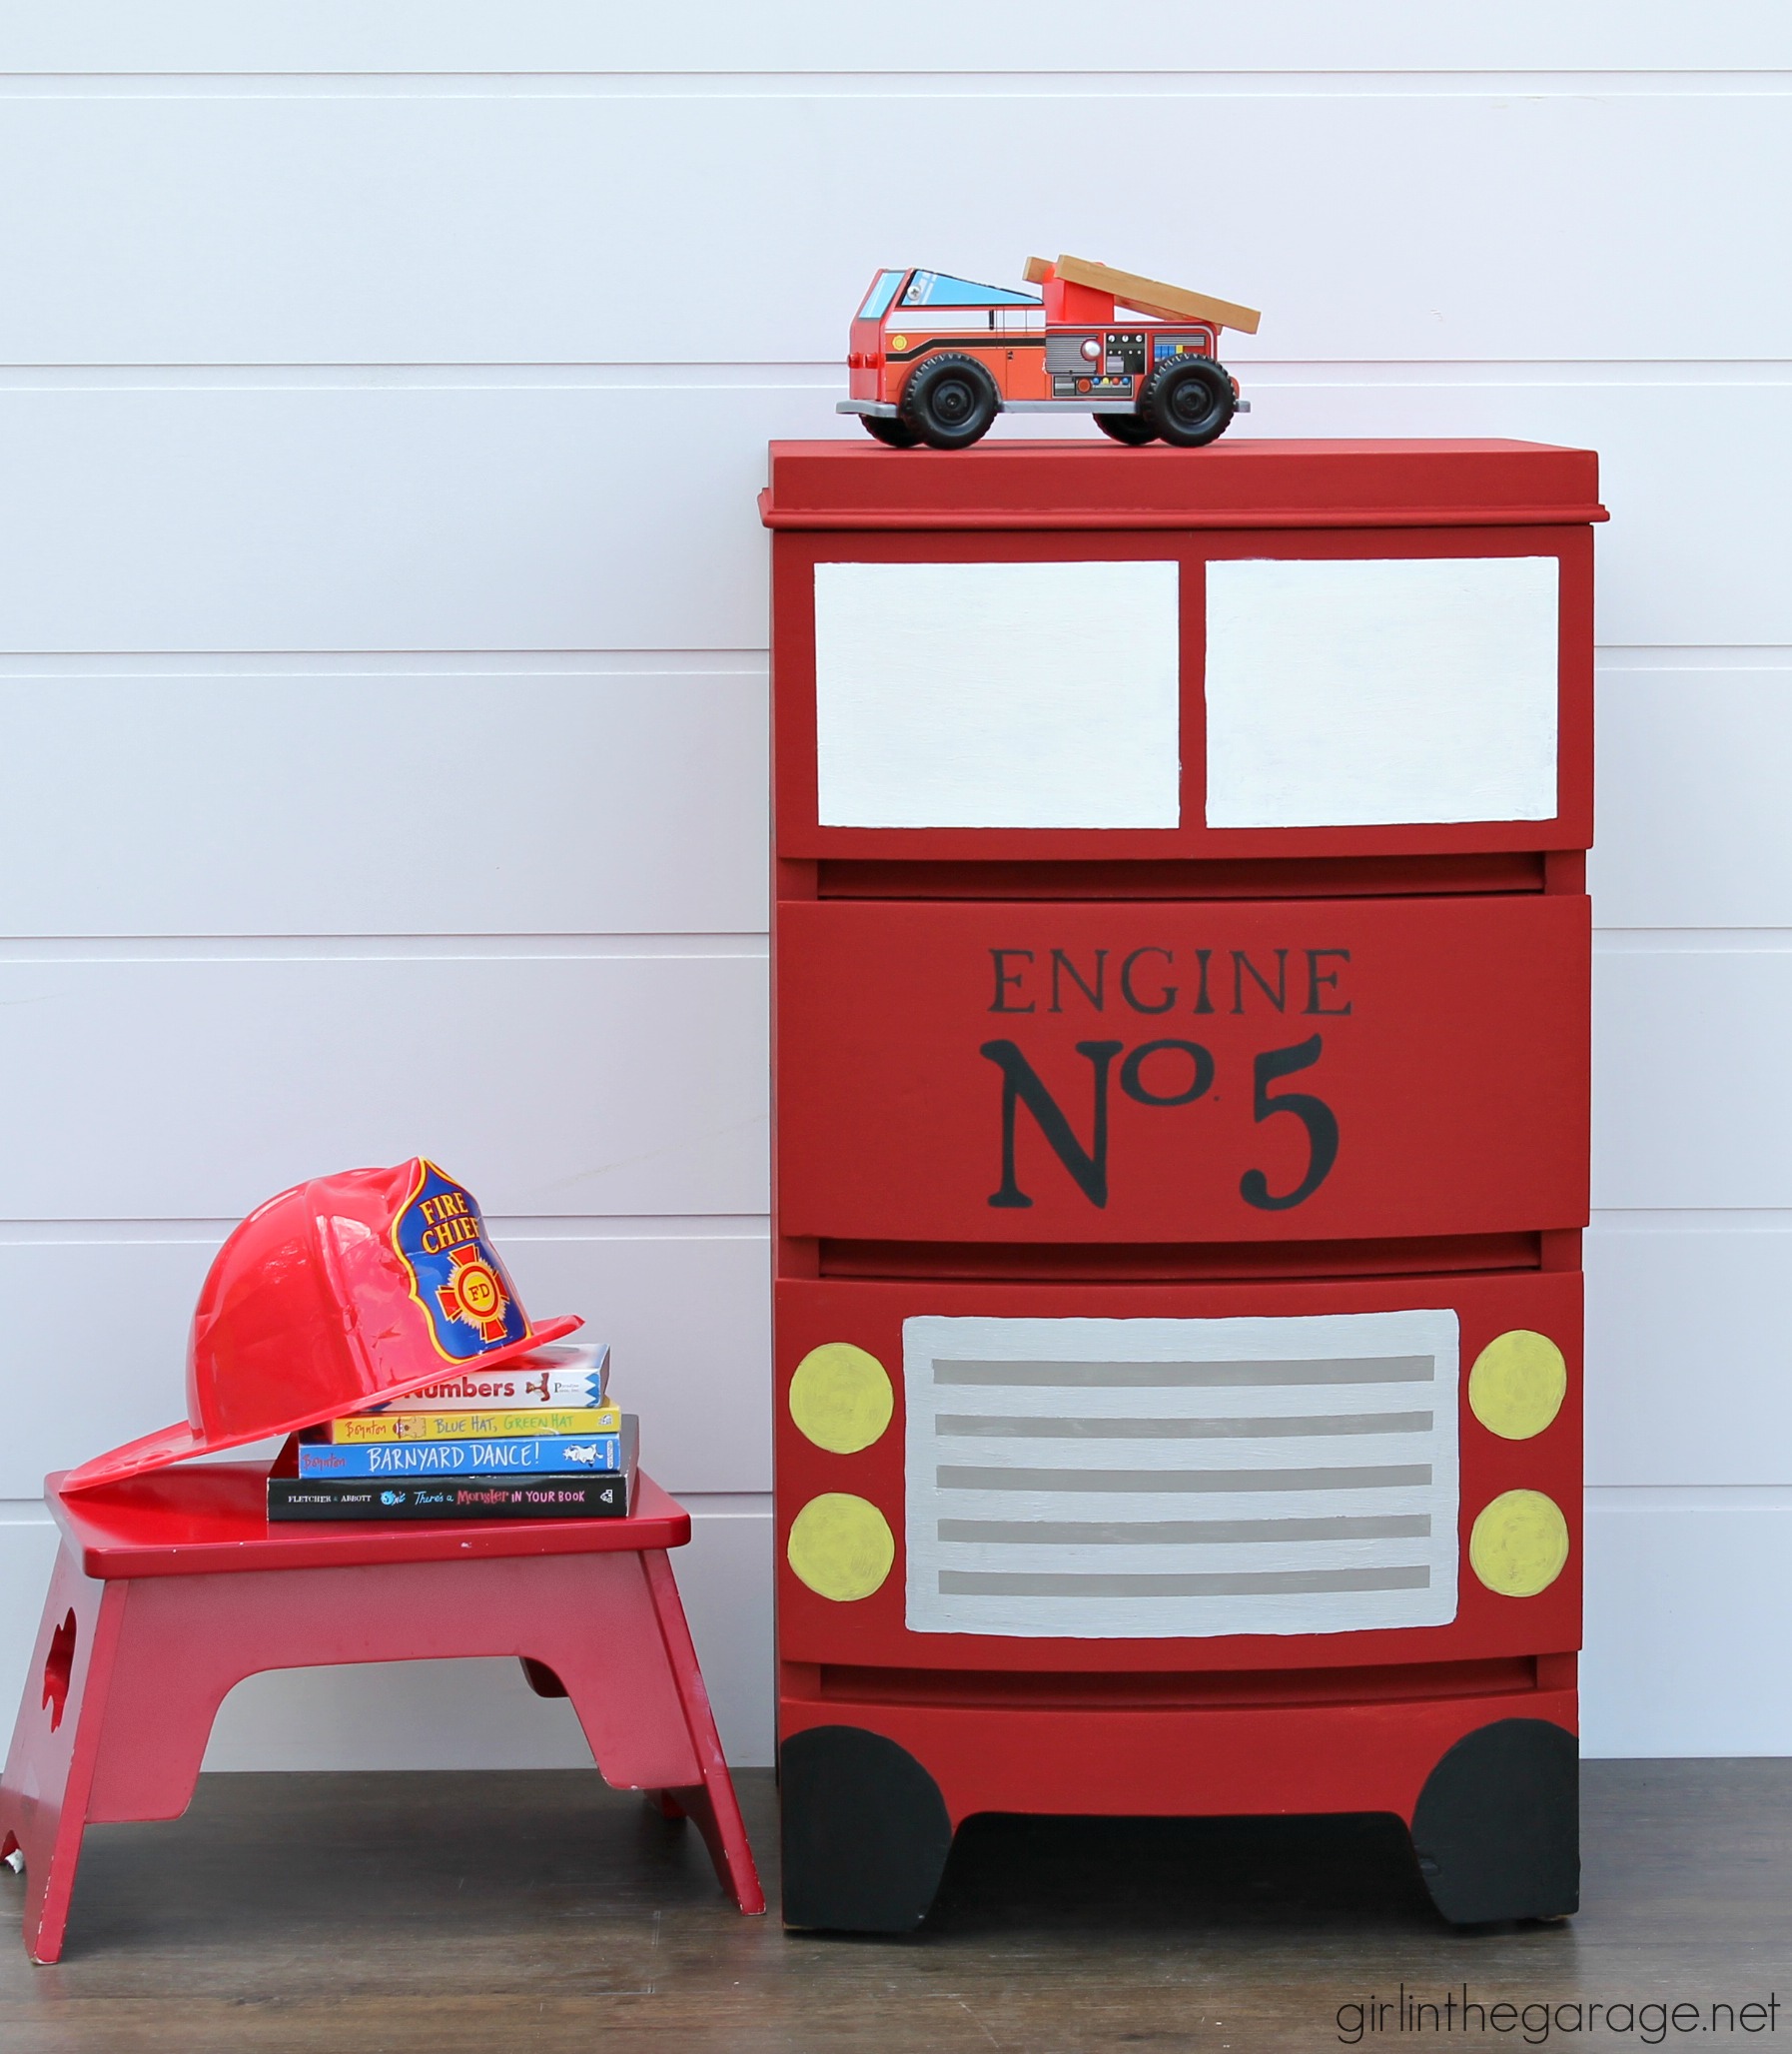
[391,1160,529,1361]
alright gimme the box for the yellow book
[322,1406,623,1444]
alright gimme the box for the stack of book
[267,1344,636,1523]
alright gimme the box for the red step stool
[0,1465,765,1961]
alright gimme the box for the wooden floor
[0,1762,1786,2051]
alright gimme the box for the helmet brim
[60,1313,585,1495]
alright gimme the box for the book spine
[380,1372,608,1411]
[268,1473,631,1522]
[296,1434,622,1479]
[321,1405,622,1443]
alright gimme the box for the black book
[268,1418,637,1523]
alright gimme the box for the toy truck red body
[838,255,1260,451]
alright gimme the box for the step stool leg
[654,1781,748,1896]
[0,1546,125,1963]
[640,1550,765,1915]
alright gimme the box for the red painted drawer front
[776,893,1588,1245]
[769,502,1596,864]
[776,1270,1581,1673]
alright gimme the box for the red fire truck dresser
[760,439,1604,1932]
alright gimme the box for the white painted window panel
[0,383,1784,654]
[813,561,1179,830]
[0,668,767,937]
[905,1312,1458,1638]
[0,94,1789,365]
[1204,557,1559,828]
[0,955,767,1220]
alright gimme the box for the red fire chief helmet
[62,1158,581,1493]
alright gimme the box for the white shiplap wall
[0,5,1786,1765]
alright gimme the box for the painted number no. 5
[979,1032,1339,1213]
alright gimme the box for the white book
[378,1342,610,1412]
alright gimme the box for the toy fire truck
[838,255,1260,450]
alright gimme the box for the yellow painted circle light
[1468,1330,1567,1441]
[789,1342,894,1455]
[1470,1491,1570,1597]
[787,1494,894,1602]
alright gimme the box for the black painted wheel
[898,353,1000,450]
[1143,354,1236,449]
[1094,412,1158,446]
[860,413,924,449]
[780,1725,955,1931]
[1411,1719,1579,1924]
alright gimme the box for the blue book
[296,1433,622,1479]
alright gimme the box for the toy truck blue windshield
[898,271,1042,308]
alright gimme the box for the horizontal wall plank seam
[0,649,767,663]
[0,652,1781,679]
[0,940,1778,962]
[0,1211,1783,1235]
[1584,1199,1792,1216]
[1,1209,1789,1233]
[0,649,1780,672]
[1599,648,1792,663]
[0,938,771,959]
[1,72,1790,97]
[3,933,1792,957]
[1588,1489,1792,1509]
[1594,932,1792,950]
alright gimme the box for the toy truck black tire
[1143,355,1236,448]
[898,354,1001,450]
[860,414,925,449]
[1094,412,1159,446]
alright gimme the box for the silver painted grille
[904,1313,1459,1638]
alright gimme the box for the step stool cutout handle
[41,1610,76,1732]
